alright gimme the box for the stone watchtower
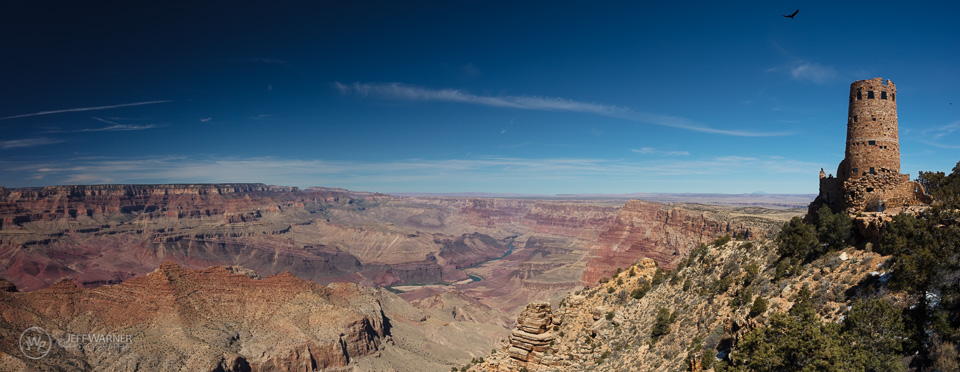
[813,78,931,214]
[839,78,900,181]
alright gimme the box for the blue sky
[1,1,958,194]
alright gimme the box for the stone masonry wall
[841,78,900,181]
[813,77,931,216]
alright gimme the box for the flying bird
[783,9,799,19]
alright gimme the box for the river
[385,239,516,294]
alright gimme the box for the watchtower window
[868,91,875,99]
[868,140,876,146]
[881,91,887,99]
[869,167,876,174]
[853,168,858,175]
[853,115,858,123]
[892,93,895,101]
[857,91,862,100]
[872,117,876,121]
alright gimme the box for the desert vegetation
[475,162,960,371]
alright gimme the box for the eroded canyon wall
[581,200,778,285]
[0,261,388,371]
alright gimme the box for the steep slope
[580,200,786,285]
[0,261,388,371]
[475,237,892,371]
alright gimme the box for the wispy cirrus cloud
[0,100,171,120]
[335,82,791,137]
[336,82,626,114]
[83,117,160,131]
[0,154,820,193]
[790,62,837,84]
[768,42,839,85]
[766,61,838,84]
[631,147,690,156]
[39,117,162,133]
[923,120,960,139]
[915,121,960,149]
[1,137,65,149]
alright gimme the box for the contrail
[0,100,172,120]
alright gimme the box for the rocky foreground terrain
[0,260,388,371]
[474,238,895,371]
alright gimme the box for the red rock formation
[0,261,388,371]
[521,203,618,239]
[449,198,535,228]
[0,184,387,229]
[437,233,510,270]
[581,200,752,284]
[0,277,16,292]
[0,184,391,291]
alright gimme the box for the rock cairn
[508,301,559,365]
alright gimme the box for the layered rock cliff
[581,200,780,285]
[0,261,388,371]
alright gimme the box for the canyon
[0,184,801,370]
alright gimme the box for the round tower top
[850,77,896,93]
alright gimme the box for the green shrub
[731,287,753,309]
[714,276,734,294]
[776,217,819,262]
[702,349,715,369]
[651,307,672,342]
[842,299,906,371]
[749,297,767,317]
[631,284,650,300]
[774,259,792,281]
[736,296,906,371]
[690,243,709,263]
[712,235,732,247]
[815,205,852,250]
[918,160,960,209]
[651,268,666,286]
[598,350,611,363]
[743,262,760,285]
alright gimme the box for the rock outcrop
[0,277,15,292]
[0,261,388,371]
[475,239,891,371]
[507,302,558,365]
